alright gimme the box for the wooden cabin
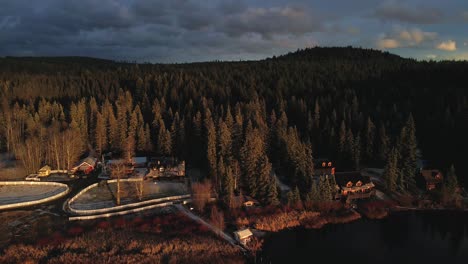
[334,171,375,202]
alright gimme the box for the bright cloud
[377,38,400,49]
[398,29,437,44]
[377,28,437,49]
[436,40,457,51]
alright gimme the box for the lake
[261,211,468,264]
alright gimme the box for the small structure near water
[334,171,375,202]
[233,228,253,246]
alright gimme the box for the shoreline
[247,203,468,239]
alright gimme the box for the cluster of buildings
[313,158,376,203]
[101,156,186,180]
[25,155,186,182]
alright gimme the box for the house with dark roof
[334,171,375,202]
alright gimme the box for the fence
[67,178,190,215]
[69,199,191,221]
[68,194,191,215]
[0,181,70,210]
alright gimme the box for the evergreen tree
[137,125,147,152]
[204,110,217,182]
[307,180,320,201]
[95,112,107,156]
[338,120,346,156]
[221,162,235,208]
[240,127,266,198]
[217,119,232,161]
[319,176,332,201]
[445,165,459,196]
[378,123,390,163]
[383,147,399,192]
[365,117,376,161]
[265,175,279,205]
[256,155,273,204]
[397,114,419,190]
[353,134,361,170]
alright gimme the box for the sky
[0,0,467,63]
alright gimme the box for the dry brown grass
[231,203,362,232]
[253,211,321,232]
[0,159,26,181]
[0,213,245,264]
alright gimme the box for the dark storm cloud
[0,0,466,61]
[373,2,444,24]
[222,6,322,38]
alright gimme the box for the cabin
[231,195,259,208]
[38,165,51,177]
[70,157,97,175]
[420,169,443,191]
[233,228,253,246]
[314,158,335,177]
[334,171,375,202]
[243,196,259,207]
[106,159,135,176]
[149,157,185,178]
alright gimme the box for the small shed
[38,165,51,177]
[243,196,259,207]
[233,228,253,246]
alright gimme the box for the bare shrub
[191,180,212,212]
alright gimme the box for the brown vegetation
[359,200,396,219]
[253,210,320,232]
[230,203,361,232]
[191,180,212,212]
[0,213,245,264]
[0,230,244,264]
[210,206,225,232]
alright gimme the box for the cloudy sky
[0,0,467,62]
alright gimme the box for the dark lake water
[261,211,468,264]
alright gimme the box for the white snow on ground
[0,185,67,205]
[70,181,189,210]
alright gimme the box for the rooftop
[234,228,253,239]
[334,171,372,186]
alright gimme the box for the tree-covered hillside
[1,47,467,203]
